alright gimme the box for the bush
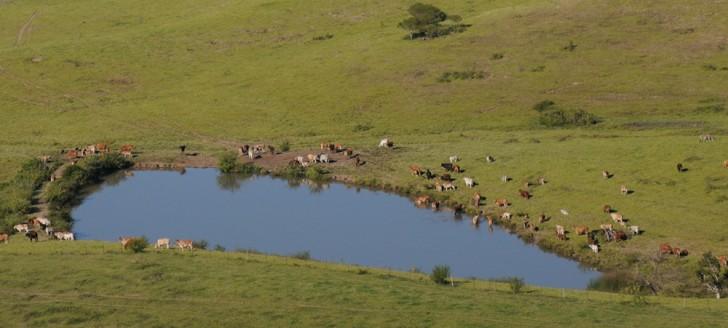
[430,265,451,285]
[218,152,261,175]
[532,100,556,112]
[437,70,486,83]
[305,166,328,182]
[128,237,149,253]
[398,3,468,39]
[193,240,208,250]
[291,250,311,260]
[506,277,525,294]
[214,244,226,252]
[46,154,132,210]
[539,109,600,127]
[279,140,291,152]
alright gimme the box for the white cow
[378,138,392,148]
[318,154,330,163]
[629,226,640,235]
[248,148,255,160]
[295,156,305,165]
[34,217,51,226]
[501,175,510,183]
[13,224,29,233]
[610,212,624,224]
[449,156,460,163]
[463,177,475,188]
[155,238,171,249]
[45,226,55,236]
[54,232,75,240]
[560,209,569,216]
[501,212,512,220]
[589,244,599,254]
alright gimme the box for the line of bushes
[46,154,133,210]
[532,100,601,127]
[0,158,58,233]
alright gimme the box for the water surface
[72,169,600,288]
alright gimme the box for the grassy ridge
[0,240,727,327]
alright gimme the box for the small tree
[218,152,239,174]
[696,252,727,299]
[507,277,525,294]
[430,265,451,285]
[398,3,466,39]
[128,237,149,253]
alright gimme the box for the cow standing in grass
[176,240,194,250]
[463,177,474,188]
[0,233,8,244]
[155,238,170,249]
[13,224,29,233]
[26,231,38,242]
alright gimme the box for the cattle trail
[15,11,38,46]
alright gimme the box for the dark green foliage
[398,3,468,39]
[46,154,132,210]
[533,100,556,112]
[506,277,525,294]
[218,152,261,174]
[193,240,208,250]
[291,250,311,260]
[430,265,450,285]
[539,109,600,127]
[0,159,57,232]
[214,244,226,252]
[562,40,577,51]
[312,34,333,41]
[305,166,328,181]
[437,70,486,83]
[128,237,149,253]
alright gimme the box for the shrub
[539,109,600,127]
[214,244,226,252]
[398,3,468,39]
[277,165,306,180]
[506,277,525,294]
[128,237,149,253]
[192,240,208,250]
[437,70,486,83]
[312,34,333,41]
[532,100,556,112]
[218,152,261,175]
[305,166,328,181]
[430,265,451,285]
[46,154,132,210]
[279,140,291,152]
[291,250,311,260]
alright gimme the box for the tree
[696,252,727,299]
[398,3,466,39]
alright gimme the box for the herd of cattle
[119,237,194,250]
[407,135,728,260]
[0,217,74,244]
[5,136,726,265]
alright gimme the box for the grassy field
[1,239,727,327]
[1,0,727,310]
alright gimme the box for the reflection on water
[72,169,600,289]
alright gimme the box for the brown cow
[613,231,627,241]
[415,195,432,206]
[724,160,728,169]
[574,226,589,235]
[409,165,424,176]
[335,144,344,152]
[120,144,134,153]
[495,199,509,207]
[472,192,482,207]
[518,190,531,199]
[119,237,134,250]
[96,143,109,153]
[603,204,612,213]
[659,243,673,255]
[176,239,194,250]
[344,148,354,157]
[66,149,79,160]
[0,233,8,244]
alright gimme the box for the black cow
[26,231,38,242]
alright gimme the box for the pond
[72,168,600,289]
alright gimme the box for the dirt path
[29,162,69,219]
[15,11,38,46]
